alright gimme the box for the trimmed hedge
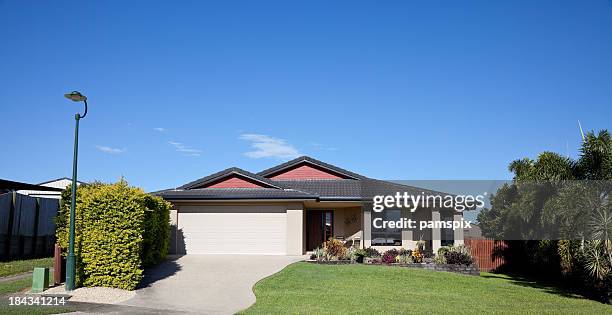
[56,179,171,290]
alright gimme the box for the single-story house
[156,156,464,255]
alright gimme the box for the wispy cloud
[168,141,202,157]
[311,142,339,151]
[95,145,125,154]
[239,134,301,159]
[154,127,167,132]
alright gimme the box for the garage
[177,205,288,255]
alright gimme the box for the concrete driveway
[121,255,304,314]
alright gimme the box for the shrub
[433,254,446,264]
[325,238,347,260]
[364,247,381,258]
[355,248,366,258]
[56,180,171,290]
[312,247,325,261]
[382,249,399,264]
[345,247,357,262]
[412,249,423,263]
[398,248,412,256]
[437,246,451,258]
[444,251,474,266]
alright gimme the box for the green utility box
[31,267,50,293]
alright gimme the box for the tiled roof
[155,188,317,200]
[153,156,451,201]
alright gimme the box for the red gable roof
[205,175,266,188]
[268,164,344,180]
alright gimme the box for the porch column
[401,208,416,249]
[362,208,371,248]
[286,208,303,255]
[453,213,464,246]
[432,210,441,253]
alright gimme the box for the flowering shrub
[382,252,396,264]
[382,249,399,264]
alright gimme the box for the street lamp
[64,91,87,291]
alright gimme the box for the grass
[0,269,71,315]
[242,262,611,314]
[0,258,53,278]
[0,276,34,296]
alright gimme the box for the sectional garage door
[177,205,287,255]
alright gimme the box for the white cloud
[239,134,301,159]
[168,141,202,157]
[95,145,125,154]
[154,127,167,132]
[311,142,339,151]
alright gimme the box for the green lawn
[0,270,71,315]
[242,262,611,314]
[0,258,53,278]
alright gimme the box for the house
[17,177,85,199]
[156,156,464,255]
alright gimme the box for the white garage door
[178,206,287,255]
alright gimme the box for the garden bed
[306,260,354,265]
[395,263,480,275]
[307,259,479,275]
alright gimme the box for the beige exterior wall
[333,207,361,241]
[286,208,303,255]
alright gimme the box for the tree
[477,129,612,302]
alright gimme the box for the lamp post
[64,91,88,291]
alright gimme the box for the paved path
[120,255,304,314]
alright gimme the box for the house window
[441,211,455,246]
[371,209,402,246]
[324,211,333,241]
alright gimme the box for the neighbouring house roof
[37,177,86,186]
[155,156,451,202]
[0,179,64,193]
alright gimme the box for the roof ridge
[257,156,368,180]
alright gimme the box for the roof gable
[205,174,268,188]
[268,164,344,180]
[258,156,367,180]
[178,168,282,190]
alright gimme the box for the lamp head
[64,91,87,102]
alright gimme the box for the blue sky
[1,0,611,192]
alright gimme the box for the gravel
[40,284,136,304]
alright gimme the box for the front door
[306,210,333,251]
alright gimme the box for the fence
[464,238,507,271]
[0,192,58,260]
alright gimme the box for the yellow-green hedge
[56,180,171,290]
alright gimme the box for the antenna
[578,120,585,141]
